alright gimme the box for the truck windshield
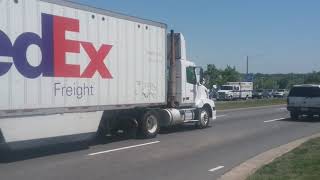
[221,86,233,90]
[289,87,320,97]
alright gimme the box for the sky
[71,0,320,74]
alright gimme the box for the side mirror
[200,68,204,84]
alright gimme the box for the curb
[218,132,320,180]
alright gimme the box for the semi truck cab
[175,34,213,109]
[99,32,216,139]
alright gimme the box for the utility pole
[246,56,249,75]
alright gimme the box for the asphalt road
[1,105,320,180]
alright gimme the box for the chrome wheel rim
[146,115,158,134]
[200,111,209,125]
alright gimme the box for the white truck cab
[176,55,213,108]
[156,32,216,132]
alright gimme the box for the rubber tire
[138,110,160,139]
[290,111,299,120]
[196,108,210,129]
[96,125,107,140]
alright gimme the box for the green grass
[247,137,320,180]
[216,98,286,110]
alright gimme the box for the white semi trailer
[0,0,216,149]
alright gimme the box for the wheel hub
[200,111,209,125]
[146,115,158,134]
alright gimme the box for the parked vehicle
[0,0,216,149]
[265,89,275,98]
[287,85,320,119]
[252,89,266,99]
[217,82,253,101]
[209,88,218,100]
[253,89,274,99]
[274,89,289,98]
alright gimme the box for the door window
[186,66,196,84]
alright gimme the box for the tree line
[204,64,320,90]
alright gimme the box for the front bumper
[211,107,217,120]
[253,94,263,98]
[217,95,232,100]
[287,106,320,114]
[274,94,284,97]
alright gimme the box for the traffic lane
[0,104,278,166]
[218,104,285,113]
[154,119,320,180]
[217,105,288,121]
[0,106,289,178]
[58,117,320,180]
[0,105,285,163]
[208,117,320,179]
[0,106,301,180]
[84,117,320,180]
[213,106,289,133]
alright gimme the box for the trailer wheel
[196,108,210,129]
[139,110,160,138]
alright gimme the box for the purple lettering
[0,31,13,76]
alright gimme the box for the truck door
[184,66,196,105]
[234,86,240,98]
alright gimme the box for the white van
[217,82,253,101]
[287,85,320,119]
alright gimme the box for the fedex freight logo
[0,13,113,79]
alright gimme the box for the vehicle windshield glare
[289,87,320,97]
[221,86,233,90]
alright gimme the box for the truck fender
[195,99,216,120]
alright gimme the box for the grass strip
[216,99,286,110]
[248,137,320,180]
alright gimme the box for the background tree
[221,65,240,83]
[304,71,320,84]
[204,64,320,90]
[204,64,221,88]
[204,65,240,88]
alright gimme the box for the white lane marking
[88,141,160,156]
[209,166,225,172]
[216,115,227,118]
[264,118,286,123]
